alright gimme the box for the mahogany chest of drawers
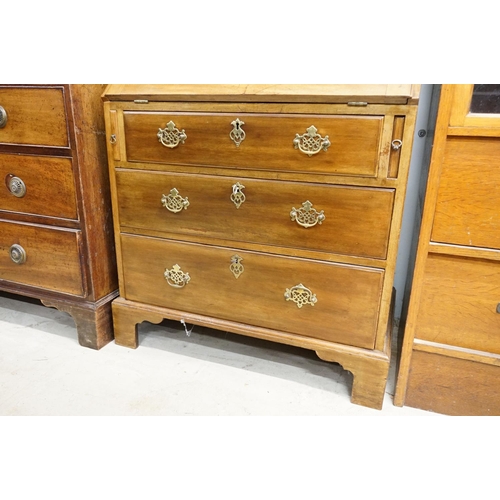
[0,84,118,349]
[103,84,419,409]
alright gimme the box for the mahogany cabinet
[395,84,500,415]
[102,84,419,409]
[0,85,118,349]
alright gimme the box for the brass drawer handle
[284,283,317,308]
[164,264,190,288]
[290,200,325,228]
[230,118,246,147]
[161,188,190,213]
[110,134,117,145]
[0,105,7,128]
[391,139,403,151]
[157,120,187,148]
[293,125,330,156]
[10,244,27,265]
[231,182,245,208]
[7,176,27,198]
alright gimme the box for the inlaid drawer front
[0,220,84,295]
[0,88,69,147]
[120,235,384,349]
[416,253,500,355]
[123,112,384,177]
[0,154,78,219]
[116,170,394,259]
[432,137,500,250]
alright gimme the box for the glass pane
[470,84,500,113]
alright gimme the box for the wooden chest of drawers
[395,85,500,415]
[0,85,118,349]
[103,84,419,409]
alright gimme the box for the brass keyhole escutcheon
[230,255,244,279]
[230,118,246,147]
[231,182,245,208]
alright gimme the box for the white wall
[393,84,434,320]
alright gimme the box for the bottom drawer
[120,235,384,349]
[406,350,500,416]
[0,220,84,296]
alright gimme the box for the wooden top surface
[102,84,420,104]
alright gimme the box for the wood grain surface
[124,112,383,177]
[116,169,394,260]
[0,87,69,147]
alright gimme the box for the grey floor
[0,293,439,416]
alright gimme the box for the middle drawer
[0,153,78,220]
[116,169,394,260]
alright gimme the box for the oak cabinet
[395,84,500,415]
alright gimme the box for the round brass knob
[0,105,7,128]
[8,176,27,198]
[10,244,27,265]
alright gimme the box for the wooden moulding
[103,84,420,105]
[112,296,393,410]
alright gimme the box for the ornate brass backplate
[231,182,246,208]
[157,120,187,148]
[284,283,317,308]
[290,200,325,228]
[230,118,246,147]
[164,264,190,288]
[161,188,190,213]
[230,255,244,278]
[293,125,331,156]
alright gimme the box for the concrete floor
[0,293,438,416]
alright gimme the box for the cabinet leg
[41,292,117,350]
[316,350,390,410]
[112,297,165,349]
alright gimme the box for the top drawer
[123,112,383,177]
[0,87,69,148]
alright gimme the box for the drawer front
[0,88,69,147]
[0,220,84,295]
[0,154,78,219]
[416,254,500,355]
[116,170,394,259]
[432,137,500,250]
[124,112,383,177]
[120,235,384,349]
[406,350,500,416]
